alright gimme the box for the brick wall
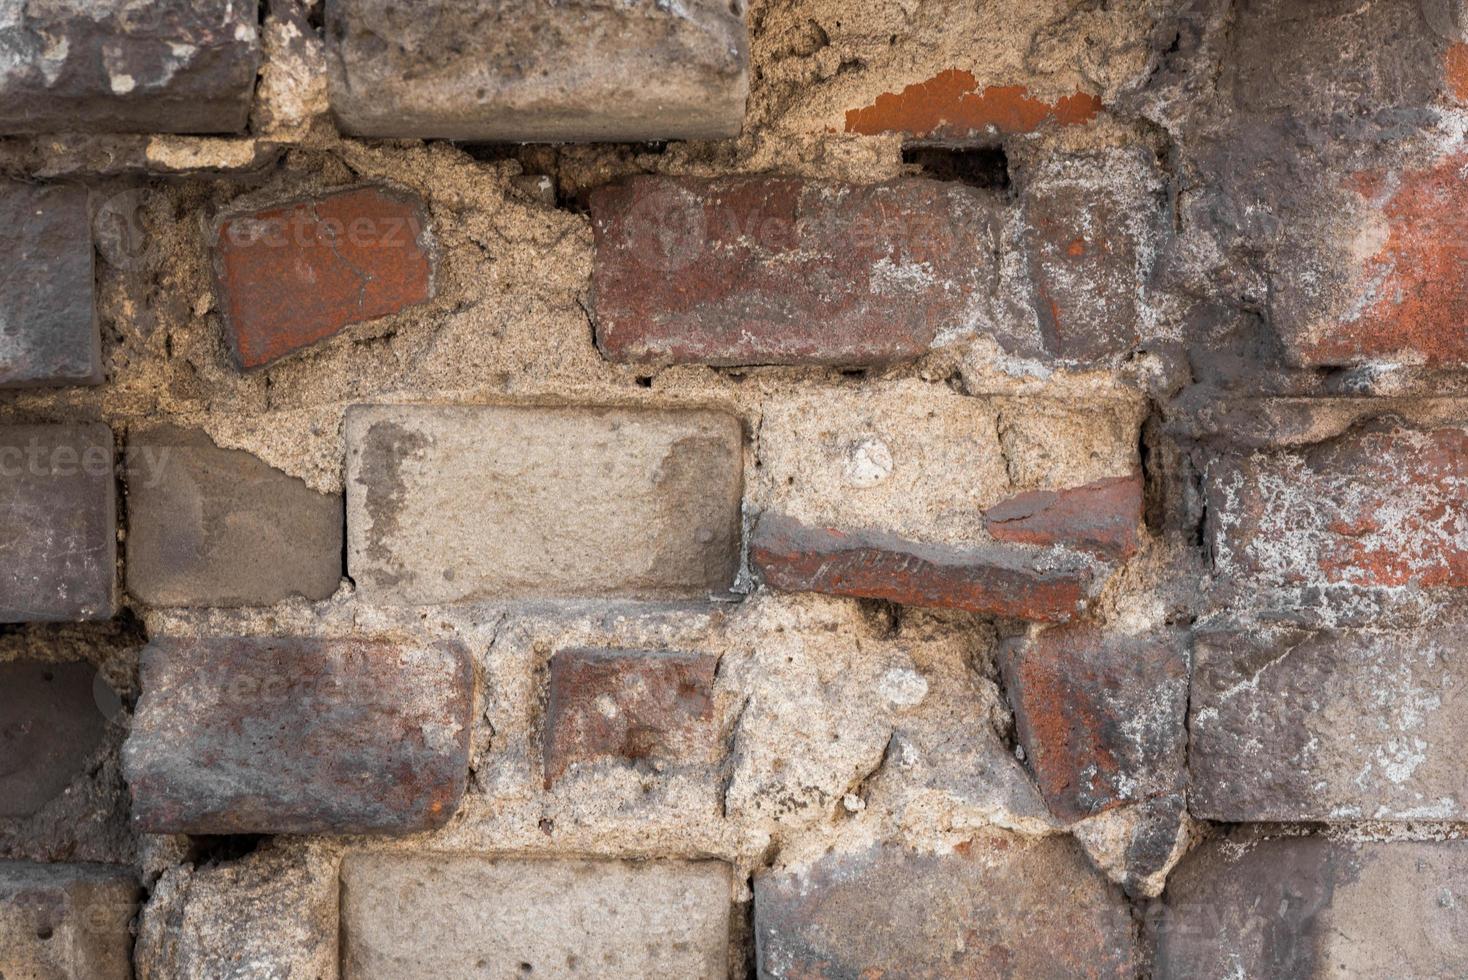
[2,1,1467,978]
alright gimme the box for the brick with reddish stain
[844,68,1101,140]
[1206,426,1468,590]
[1284,151,1468,367]
[123,636,473,835]
[985,474,1143,560]
[212,186,434,370]
[543,648,720,788]
[751,513,1093,622]
[590,175,1000,367]
[754,835,1139,978]
[998,625,1188,823]
[1016,150,1165,363]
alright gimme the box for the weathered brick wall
[2,1,1467,977]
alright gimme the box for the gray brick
[0,183,99,388]
[0,424,117,623]
[345,405,743,604]
[0,0,260,134]
[0,662,108,819]
[123,635,473,835]
[125,426,343,608]
[325,0,748,141]
[1158,837,1468,979]
[0,862,139,980]
[341,854,732,978]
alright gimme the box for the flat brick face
[1207,426,1468,591]
[123,636,474,835]
[213,186,435,370]
[0,423,116,623]
[345,405,743,604]
[0,0,259,134]
[1159,838,1468,979]
[0,183,100,388]
[1015,150,1166,364]
[0,862,139,980]
[544,648,721,788]
[1190,625,1468,822]
[751,513,1094,621]
[124,425,343,607]
[999,626,1188,822]
[0,662,108,819]
[340,855,732,979]
[591,176,999,367]
[326,0,748,141]
[754,836,1139,978]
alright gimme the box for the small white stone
[109,73,136,94]
[842,793,866,813]
[844,437,893,489]
[879,667,928,707]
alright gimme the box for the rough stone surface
[1191,624,1468,822]
[1158,837,1468,979]
[340,855,733,979]
[544,648,721,789]
[0,862,139,980]
[346,405,743,604]
[0,182,99,388]
[754,836,1139,978]
[0,423,117,623]
[1207,426,1468,592]
[984,474,1144,560]
[0,0,260,134]
[212,186,435,370]
[751,513,1094,621]
[0,662,108,819]
[590,176,999,367]
[326,0,749,142]
[123,635,474,835]
[999,625,1188,823]
[136,843,338,980]
[124,425,343,607]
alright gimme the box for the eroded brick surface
[0,183,99,388]
[1207,426,1468,591]
[752,513,1094,621]
[213,186,435,370]
[0,0,260,134]
[326,0,748,141]
[0,862,139,980]
[999,625,1188,822]
[123,636,473,835]
[544,648,721,788]
[844,68,1102,139]
[341,855,733,978]
[591,176,1000,367]
[0,662,109,819]
[125,425,343,607]
[1159,837,1468,979]
[346,405,743,604]
[0,423,117,623]
[755,836,1139,978]
[1190,624,1468,822]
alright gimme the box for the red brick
[212,186,434,370]
[844,68,1101,140]
[590,176,999,367]
[1207,426,1468,589]
[998,625,1188,822]
[755,836,1139,978]
[1285,150,1468,367]
[543,649,720,788]
[984,474,1143,560]
[123,636,473,835]
[751,513,1092,621]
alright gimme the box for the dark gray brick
[0,662,109,819]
